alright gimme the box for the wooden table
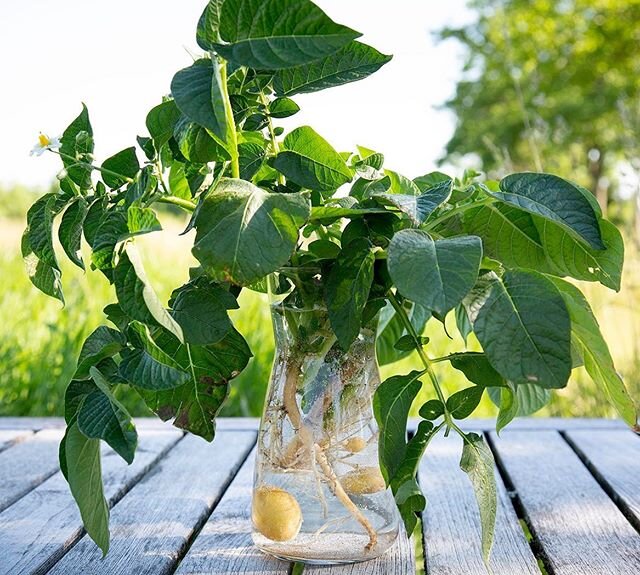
[0,417,638,574]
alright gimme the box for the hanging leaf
[59,104,94,189]
[75,326,125,379]
[146,100,181,149]
[101,147,140,189]
[216,0,360,69]
[376,300,431,366]
[58,197,89,270]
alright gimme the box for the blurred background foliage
[1,0,639,419]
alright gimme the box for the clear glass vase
[251,270,401,565]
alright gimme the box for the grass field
[1,199,638,420]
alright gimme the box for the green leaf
[170,282,236,345]
[394,334,428,351]
[192,178,310,285]
[171,59,231,147]
[196,0,224,50]
[308,204,388,225]
[60,104,94,189]
[488,383,551,422]
[272,126,352,192]
[273,40,391,96]
[22,193,65,303]
[168,163,192,200]
[376,300,430,366]
[216,0,360,69]
[413,171,452,190]
[537,218,624,291]
[114,244,184,342]
[468,270,571,389]
[373,370,423,484]
[238,142,265,180]
[394,478,425,536]
[77,367,138,463]
[174,116,230,163]
[449,352,506,388]
[462,203,551,272]
[268,97,300,118]
[138,328,252,440]
[75,326,125,379]
[307,239,340,259]
[460,432,497,563]
[550,278,638,426]
[146,100,181,149]
[127,206,162,236]
[101,147,140,189]
[64,422,110,555]
[495,173,604,250]
[58,197,89,270]
[388,230,483,316]
[447,386,484,419]
[324,238,374,349]
[418,399,444,420]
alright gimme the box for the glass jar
[251,269,401,565]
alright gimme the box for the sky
[0,0,474,189]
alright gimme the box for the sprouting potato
[341,466,386,494]
[252,485,302,541]
[344,437,367,453]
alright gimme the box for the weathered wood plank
[0,429,181,575]
[48,431,256,575]
[0,417,261,431]
[0,417,64,430]
[305,530,415,575]
[565,429,640,531]
[491,430,640,574]
[0,429,33,453]
[419,434,539,575]
[408,417,627,433]
[175,449,289,575]
[0,429,63,513]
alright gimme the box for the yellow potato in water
[252,485,302,541]
[344,437,367,453]
[341,466,386,495]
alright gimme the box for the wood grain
[175,448,289,575]
[0,429,33,453]
[0,429,63,512]
[419,434,539,575]
[47,431,256,575]
[564,429,640,531]
[491,430,640,574]
[407,417,627,433]
[0,429,181,575]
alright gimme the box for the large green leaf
[77,367,138,464]
[550,278,637,426]
[64,422,110,555]
[488,383,551,419]
[449,352,506,388]
[146,100,181,149]
[324,238,374,349]
[174,116,230,163]
[101,147,140,189]
[138,328,252,440]
[192,178,310,285]
[75,326,125,379]
[495,173,604,250]
[216,0,360,69]
[58,197,89,270]
[196,0,224,50]
[460,432,497,563]
[22,193,65,303]
[376,300,430,366]
[272,126,352,192]
[126,206,162,236]
[462,203,551,272]
[170,281,237,345]
[373,370,423,484]
[537,217,624,291]
[113,244,184,342]
[238,142,265,180]
[388,229,483,316]
[273,40,391,96]
[468,270,571,389]
[447,386,485,419]
[59,104,94,189]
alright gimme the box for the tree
[439,0,640,217]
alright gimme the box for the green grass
[1,202,638,419]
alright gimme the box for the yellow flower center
[38,134,50,147]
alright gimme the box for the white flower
[31,133,61,156]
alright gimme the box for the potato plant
[23,0,636,562]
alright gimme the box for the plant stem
[156,195,196,211]
[218,58,240,179]
[259,90,284,185]
[423,197,494,231]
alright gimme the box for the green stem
[423,197,494,231]
[259,90,284,185]
[156,195,196,211]
[218,59,240,179]
[52,150,135,184]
